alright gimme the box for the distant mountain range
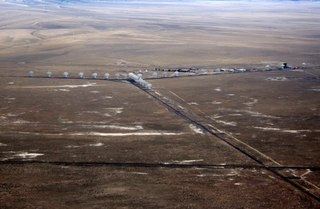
[2,0,319,6]
[3,0,320,2]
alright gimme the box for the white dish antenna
[63,72,69,78]
[28,71,34,77]
[78,72,84,79]
[46,71,52,78]
[92,72,98,79]
[104,73,110,80]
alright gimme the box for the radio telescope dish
[78,72,84,79]
[46,71,52,78]
[92,72,98,79]
[28,71,34,77]
[63,72,69,78]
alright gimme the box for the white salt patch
[214,88,221,92]
[282,130,300,133]
[197,173,225,177]
[71,132,184,137]
[65,145,80,148]
[129,172,148,175]
[227,94,235,96]
[16,83,101,89]
[102,96,113,99]
[90,91,100,94]
[175,159,204,164]
[0,143,7,146]
[83,125,143,131]
[216,120,237,126]
[219,108,280,119]
[210,101,222,105]
[234,183,243,186]
[189,124,204,134]
[282,129,316,133]
[211,114,223,119]
[5,97,15,101]
[58,118,73,124]
[89,142,104,147]
[169,91,186,102]
[7,113,19,117]
[244,98,258,106]
[58,89,70,92]
[188,102,199,105]
[227,170,239,176]
[308,89,320,92]
[8,82,14,85]
[1,131,184,138]
[104,108,123,114]
[253,127,315,133]
[110,125,143,131]
[268,175,276,179]
[84,111,100,114]
[228,114,243,116]
[115,110,123,114]
[254,127,281,131]
[6,132,63,136]
[244,110,279,119]
[11,120,31,124]
[178,105,185,110]
[266,77,288,81]
[14,152,43,159]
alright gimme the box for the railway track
[1,160,320,171]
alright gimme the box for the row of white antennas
[27,71,152,89]
[28,71,114,79]
[28,71,181,79]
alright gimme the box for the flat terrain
[0,0,320,208]
[0,0,320,72]
[151,69,320,166]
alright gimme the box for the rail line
[1,160,320,171]
[128,81,320,202]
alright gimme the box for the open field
[0,0,320,72]
[0,0,320,208]
[151,69,320,166]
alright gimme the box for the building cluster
[128,73,152,89]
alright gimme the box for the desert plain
[0,0,319,208]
